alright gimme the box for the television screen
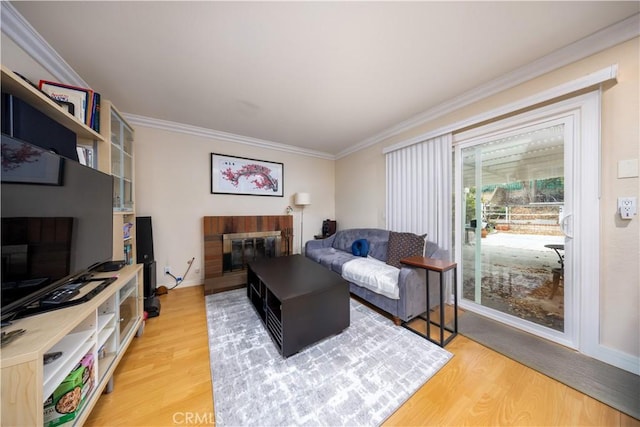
[1,134,113,320]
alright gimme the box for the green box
[43,363,87,427]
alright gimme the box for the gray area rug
[206,289,452,426]
[459,311,640,420]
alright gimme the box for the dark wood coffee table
[247,255,350,357]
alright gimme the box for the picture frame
[211,153,283,197]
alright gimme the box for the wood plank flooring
[86,285,213,426]
[86,285,639,426]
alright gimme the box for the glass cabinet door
[118,277,139,349]
[111,109,134,211]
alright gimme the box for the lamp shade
[294,192,311,206]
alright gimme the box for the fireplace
[203,215,293,294]
[222,231,282,272]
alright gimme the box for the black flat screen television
[1,134,113,321]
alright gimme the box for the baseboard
[588,344,640,375]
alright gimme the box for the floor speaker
[136,216,155,263]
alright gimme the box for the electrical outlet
[164,266,171,274]
[194,267,200,274]
[618,197,637,219]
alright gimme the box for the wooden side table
[400,256,458,347]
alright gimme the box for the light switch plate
[618,159,639,178]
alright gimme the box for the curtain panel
[385,133,453,258]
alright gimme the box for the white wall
[336,38,640,361]
[133,125,335,288]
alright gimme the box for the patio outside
[462,203,565,332]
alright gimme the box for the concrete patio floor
[461,231,565,331]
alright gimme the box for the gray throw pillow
[385,231,426,268]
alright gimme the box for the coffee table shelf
[247,255,349,357]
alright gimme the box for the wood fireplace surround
[203,215,293,295]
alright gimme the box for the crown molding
[336,13,640,159]
[1,2,88,87]
[2,1,333,160]
[382,64,617,155]
[124,114,336,160]
[4,2,637,161]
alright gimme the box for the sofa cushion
[351,239,370,257]
[341,257,400,300]
[368,240,388,262]
[386,231,426,268]
[306,246,364,274]
[306,246,336,264]
[329,251,360,275]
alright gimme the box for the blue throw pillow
[351,239,370,257]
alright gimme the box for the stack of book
[39,80,101,133]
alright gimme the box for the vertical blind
[385,133,453,258]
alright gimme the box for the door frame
[453,91,601,353]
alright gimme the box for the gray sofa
[305,228,446,324]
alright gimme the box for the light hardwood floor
[86,285,639,426]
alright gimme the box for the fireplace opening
[222,231,282,272]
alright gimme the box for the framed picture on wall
[211,153,284,197]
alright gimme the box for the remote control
[44,351,63,364]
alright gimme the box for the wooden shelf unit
[1,64,141,425]
[0,264,144,426]
[2,64,137,268]
[1,66,104,141]
[98,100,137,265]
[113,211,136,266]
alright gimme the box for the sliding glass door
[456,116,575,345]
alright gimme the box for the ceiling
[9,2,639,157]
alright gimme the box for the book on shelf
[76,145,95,168]
[76,147,87,166]
[39,80,100,131]
[39,80,91,124]
[90,92,101,133]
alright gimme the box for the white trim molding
[124,114,335,160]
[3,0,638,160]
[384,64,618,154]
[2,1,335,160]
[0,2,88,88]
[350,13,638,159]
